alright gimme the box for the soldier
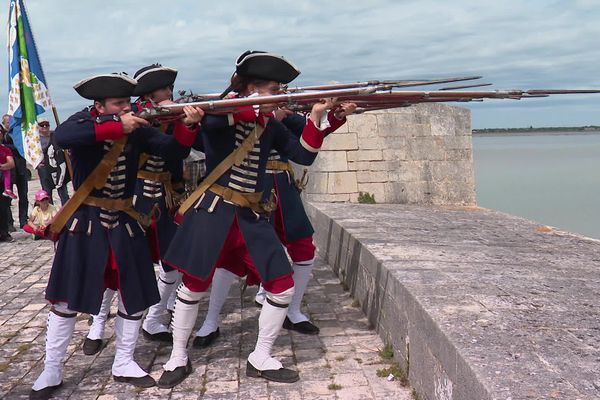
[83,64,182,356]
[192,103,354,350]
[157,50,353,388]
[30,73,203,399]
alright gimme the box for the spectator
[0,141,15,242]
[0,129,17,199]
[36,117,70,205]
[2,119,30,228]
[23,189,57,239]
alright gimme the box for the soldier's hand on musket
[334,102,358,119]
[158,100,177,106]
[181,105,204,126]
[309,97,336,125]
[273,107,293,121]
[121,112,150,134]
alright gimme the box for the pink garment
[0,145,13,191]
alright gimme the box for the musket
[138,88,600,120]
[439,83,493,90]
[174,75,484,102]
[283,75,483,92]
[138,86,390,119]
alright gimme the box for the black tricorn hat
[235,50,300,84]
[73,73,137,100]
[133,64,178,96]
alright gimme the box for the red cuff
[324,111,346,135]
[173,122,198,147]
[300,119,325,153]
[233,106,258,123]
[95,120,124,142]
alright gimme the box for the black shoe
[282,317,320,335]
[142,329,173,343]
[157,359,192,388]
[246,361,299,383]
[82,338,103,355]
[29,381,63,400]
[0,233,13,243]
[192,328,220,349]
[113,374,156,388]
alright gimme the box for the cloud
[0,0,599,128]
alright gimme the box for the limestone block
[327,171,358,194]
[369,160,402,171]
[357,171,388,183]
[306,193,350,202]
[357,182,386,203]
[445,148,473,162]
[321,133,358,151]
[429,161,474,183]
[441,135,472,150]
[388,165,420,183]
[431,181,476,205]
[356,150,383,161]
[347,150,359,162]
[382,148,408,162]
[347,161,371,171]
[408,137,445,161]
[305,171,328,194]
[384,181,432,204]
[358,136,408,150]
[376,112,420,133]
[347,114,378,137]
[312,151,348,172]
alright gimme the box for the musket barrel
[140,86,600,120]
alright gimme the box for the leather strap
[82,196,155,228]
[208,183,263,212]
[49,137,128,235]
[178,119,268,216]
[266,160,293,172]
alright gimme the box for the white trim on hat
[235,52,300,74]
[73,73,138,90]
[134,66,177,81]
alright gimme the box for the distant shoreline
[472,128,600,137]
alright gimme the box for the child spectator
[23,190,58,239]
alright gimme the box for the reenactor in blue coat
[30,73,203,399]
[192,108,355,349]
[158,51,341,387]
[83,64,182,356]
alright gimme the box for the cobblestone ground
[0,180,411,399]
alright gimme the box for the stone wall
[299,103,476,206]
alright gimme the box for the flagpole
[50,105,73,180]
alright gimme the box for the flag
[6,0,53,168]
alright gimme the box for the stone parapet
[306,201,600,400]
[299,103,476,205]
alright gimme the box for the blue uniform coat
[45,109,194,315]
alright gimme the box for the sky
[1,0,600,129]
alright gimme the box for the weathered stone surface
[306,201,600,400]
[312,150,348,172]
[327,172,358,194]
[321,133,358,151]
[305,105,475,206]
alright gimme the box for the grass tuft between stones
[328,383,342,390]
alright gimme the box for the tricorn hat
[133,64,178,96]
[73,73,137,100]
[235,50,300,84]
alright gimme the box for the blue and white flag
[7,0,53,168]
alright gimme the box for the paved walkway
[0,180,412,399]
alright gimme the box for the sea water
[472,133,600,240]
